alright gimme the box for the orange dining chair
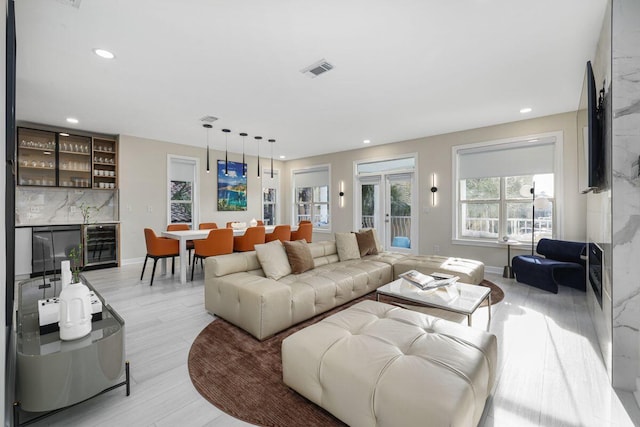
[299,220,311,224]
[257,220,264,226]
[233,226,266,252]
[291,222,313,243]
[226,221,235,228]
[167,224,194,265]
[265,225,291,243]
[199,222,218,230]
[141,228,179,286]
[191,228,234,280]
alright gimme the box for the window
[167,155,199,228]
[170,180,193,224]
[454,134,560,244]
[262,169,279,225]
[292,166,330,230]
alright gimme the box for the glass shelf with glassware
[17,128,57,187]
[92,137,117,190]
[17,126,118,189]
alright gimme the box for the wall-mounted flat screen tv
[577,61,605,193]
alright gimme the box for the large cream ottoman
[393,255,485,285]
[282,300,497,427]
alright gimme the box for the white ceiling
[14,0,607,160]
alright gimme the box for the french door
[357,172,417,253]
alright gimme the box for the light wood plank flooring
[19,263,640,426]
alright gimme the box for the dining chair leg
[140,255,149,280]
[191,256,197,281]
[150,258,158,286]
[172,257,175,275]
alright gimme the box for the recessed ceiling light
[363,139,371,144]
[520,107,532,114]
[59,132,69,137]
[66,117,79,124]
[279,155,286,159]
[93,48,115,59]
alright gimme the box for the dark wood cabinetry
[17,126,118,189]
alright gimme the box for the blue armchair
[512,238,586,293]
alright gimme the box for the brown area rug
[188,280,503,427]
[480,279,505,305]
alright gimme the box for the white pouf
[282,300,497,427]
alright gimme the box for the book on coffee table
[399,270,459,290]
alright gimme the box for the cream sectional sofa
[204,240,484,340]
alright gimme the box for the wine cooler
[83,224,119,267]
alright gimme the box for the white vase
[58,282,92,341]
[249,218,258,227]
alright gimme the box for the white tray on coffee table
[376,278,491,330]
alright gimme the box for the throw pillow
[335,232,361,261]
[355,229,378,257]
[283,240,315,274]
[359,228,384,253]
[254,240,292,280]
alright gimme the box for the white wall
[283,111,585,270]
[118,134,282,261]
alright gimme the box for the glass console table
[13,275,129,425]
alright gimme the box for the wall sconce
[339,181,345,208]
[430,173,438,206]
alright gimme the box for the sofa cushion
[255,240,292,280]
[359,228,384,253]
[283,240,315,274]
[335,232,360,261]
[355,229,378,257]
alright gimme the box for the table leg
[178,238,187,284]
[161,258,167,276]
[467,314,472,327]
[507,244,515,278]
[503,244,514,278]
[486,294,492,331]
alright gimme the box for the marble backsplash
[16,187,119,226]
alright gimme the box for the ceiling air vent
[200,116,219,123]
[301,59,335,78]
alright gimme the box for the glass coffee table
[376,278,491,330]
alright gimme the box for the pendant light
[203,124,212,173]
[268,139,275,179]
[222,129,231,176]
[240,133,247,178]
[254,136,262,177]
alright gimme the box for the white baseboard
[121,257,145,266]
[485,265,503,275]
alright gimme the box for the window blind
[458,139,555,179]
[293,167,329,188]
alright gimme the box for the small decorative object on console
[58,279,93,340]
[39,292,102,335]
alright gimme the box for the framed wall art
[217,160,247,211]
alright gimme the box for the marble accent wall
[15,187,119,226]
[587,2,613,379]
[611,0,640,391]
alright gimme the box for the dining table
[161,225,280,284]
